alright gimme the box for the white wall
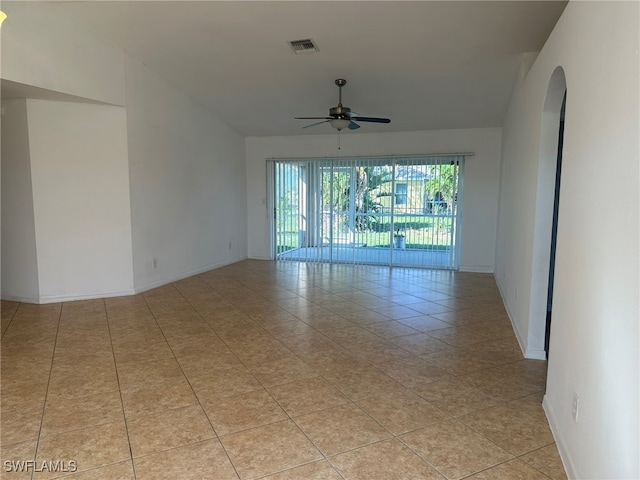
[125,57,247,292]
[1,2,125,105]
[26,99,135,302]
[1,2,249,300]
[495,2,639,478]
[1,99,40,302]
[246,128,502,272]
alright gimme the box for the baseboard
[543,394,578,479]
[508,311,529,358]
[459,265,494,273]
[1,293,41,304]
[133,256,248,295]
[525,347,547,360]
[495,273,529,358]
[2,258,251,305]
[36,288,136,304]
[248,254,272,260]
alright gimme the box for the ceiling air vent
[288,38,319,54]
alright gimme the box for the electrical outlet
[228,241,232,250]
[572,393,579,422]
[515,287,519,299]
[152,258,158,269]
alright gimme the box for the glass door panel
[272,156,463,269]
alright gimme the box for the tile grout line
[31,302,63,480]
[0,301,21,340]
[104,297,139,480]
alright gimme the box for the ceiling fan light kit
[295,78,391,132]
[328,118,351,131]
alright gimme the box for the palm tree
[425,164,457,214]
[353,166,392,231]
[321,165,392,232]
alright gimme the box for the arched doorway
[528,67,567,360]
[545,92,566,355]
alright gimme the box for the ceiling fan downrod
[330,79,350,118]
[335,78,346,107]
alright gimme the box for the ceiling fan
[295,78,391,131]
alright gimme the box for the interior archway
[528,66,567,359]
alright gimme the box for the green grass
[276,215,454,251]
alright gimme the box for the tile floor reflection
[1,260,567,479]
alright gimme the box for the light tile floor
[0,260,568,480]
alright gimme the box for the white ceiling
[50,1,567,136]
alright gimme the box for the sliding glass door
[271,155,464,269]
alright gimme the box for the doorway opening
[270,155,466,269]
[529,66,567,360]
[546,92,566,355]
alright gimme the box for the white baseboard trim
[459,265,494,273]
[525,347,547,360]
[543,394,578,479]
[508,310,528,357]
[248,255,272,260]
[494,273,534,359]
[133,256,248,295]
[36,288,136,304]
[2,258,252,305]
[1,293,42,304]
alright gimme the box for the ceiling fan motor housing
[330,105,351,118]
